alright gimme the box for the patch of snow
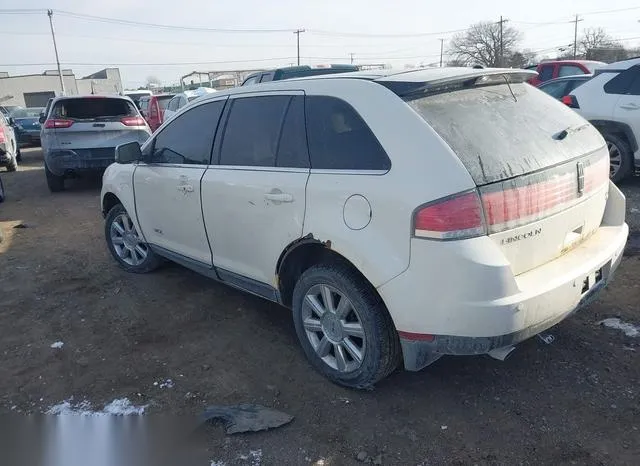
[153,379,174,389]
[210,461,226,466]
[46,398,147,416]
[599,318,640,337]
[50,341,64,349]
[630,207,639,213]
[238,450,262,466]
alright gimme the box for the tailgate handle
[92,123,106,128]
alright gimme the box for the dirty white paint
[46,398,147,415]
[50,341,64,349]
[599,318,640,337]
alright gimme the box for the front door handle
[620,103,640,111]
[177,184,194,193]
[264,189,293,203]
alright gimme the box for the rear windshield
[156,96,173,110]
[405,83,604,185]
[52,98,137,121]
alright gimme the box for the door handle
[264,189,293,203]
[620,103,640,111]
[177,184,194,193]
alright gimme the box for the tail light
[414,191,486,240]
[149,103,158,120]
[44,119,74,129]
[121,116,146,126]
[414,155,608,240]
[0,126,5,143]
[561,95,579,108]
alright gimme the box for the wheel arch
[589,120,638,153]
[102,192,121,217]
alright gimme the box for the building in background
[0,68,123,107]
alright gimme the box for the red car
[139,94,174,132]
[527,60,604,86]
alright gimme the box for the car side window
[179,96,187,108]
[167,97,178,111]
[604,66,640,95]
[539,81,569,99]
[219,95,291,167]
[558,65,584,77]
[625,68,640,96]
[242,76,259,86]
[276,96,309,168]
[151,100,225,165]
[305,95,390,170]
[538,65,554,82]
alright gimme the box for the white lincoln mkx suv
[101,68,628,388]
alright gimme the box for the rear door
[134,99,226,264]
[201,92,309,287]
[49,97,149,152]
[610,66,640,146]
[404,80,609,275]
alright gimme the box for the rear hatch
[389,72,609,275]
[48,97,149,152]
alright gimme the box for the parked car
[562,57,640,182]
[0,112,18,171]
[528,60,604,86]
[0,105,21,117]
[101,68,627,388]
[125,90,152,109]
[10,107,44,147]
[164,87,217,120]
[138,94,174,132]
[241,64,359,86]
[41,95,151,192]
[537,75,592,100]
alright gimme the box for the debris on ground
[13,223,31,229]
[200,404,293,434]
[50,341,64,349]
[537,332,555,345]
[153,378,174,389]
[599,318,640,337]
[356,451,368,462]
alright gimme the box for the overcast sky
[1,0,639,89]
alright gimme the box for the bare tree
[449,21,522,67]
[579,28,627,63]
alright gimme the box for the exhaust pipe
[488,345,516,361]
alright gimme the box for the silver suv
[41,95,151,191]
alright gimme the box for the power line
[308,27,469,38]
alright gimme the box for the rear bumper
[45,149,115,176]
[379,182,629,371]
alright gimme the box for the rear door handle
[620,103,640,110]
[264,189,293,203]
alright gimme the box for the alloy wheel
[608,141,622,179]
[110,212,148,266]
[302,284,366,373]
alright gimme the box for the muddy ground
[1,148,639,465]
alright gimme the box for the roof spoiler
[379,69,537,98]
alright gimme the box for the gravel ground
[1,148,639,465]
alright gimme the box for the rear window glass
[52,98,136,120]
[156,96,173,110]
[406,83,604,185]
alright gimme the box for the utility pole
[293,28,305,66]
[47,9,65,95]
[572,14,583,59]
[497,16,508,67]
[349,53,355,64]
[438,39,445,67]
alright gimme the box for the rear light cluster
[120,116,146,126]
[414,154,609,240]
[44,119,74,129]
[561,95,579,108]
[0,126,5,143]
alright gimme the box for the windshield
[405,83,604,185]
[52,98,137,121]
[10,107,43,118]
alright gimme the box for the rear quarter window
[406,83,604,185]
[52,98,136,120]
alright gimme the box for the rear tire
[6,156,17,172]
[292,262,401,389]
[105,203,162,274]
[0,175,5,203]
[604,132,633,183]
[45,164,64,192]
[15,148,22,162]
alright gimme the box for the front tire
[604,132,633,183]
[105,204,162,273]
[292,262,401,389]
[45,164,64,192]
[16,148,22,162]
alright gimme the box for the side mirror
[115,141,142,164]
[7,117,14,126]
[39,114,46,124]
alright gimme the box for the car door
[611,66,640,141]
[134,98,227,265]
[201,92,310,290]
